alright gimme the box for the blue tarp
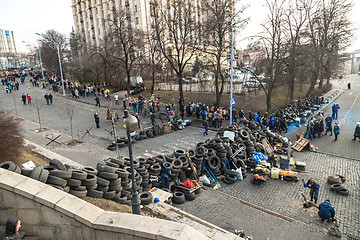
[252,152,268,164]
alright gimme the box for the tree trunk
[178,71,184,103]
[288,60,296,100]
[151,68,155,95]
[266,90,272,112]
[307,69,319,97]
[214,73,220,106]
[70,118,74,141]
[126,70,131,95]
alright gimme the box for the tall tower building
[71,0,206,46]
[0,29,17,54]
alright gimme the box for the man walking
[333,104,340,120]
[114,93,119,105]
[150,112,156,126]
[95,96,101,107]
[44,93,50,105]
[49,93,53,104]
[21,94,26,105]
[26,94,31,104]
[304,179,320,204]
[303,121,313,141]
[325,114,332,136]
[352,122,360,141]
[333,122,340,141]
[201,110,208,135]
[94,113,100,128]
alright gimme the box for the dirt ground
[138,83,310,114]
[18,147,50,166]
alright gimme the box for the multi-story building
[71,0,210,46]
[0,29,17,54]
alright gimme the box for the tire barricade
[107,122,179,151]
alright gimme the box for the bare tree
[65,104,76,142]
[33,99,44,131]
[154,0,201,103]
[89,35,116,86]
[143,29,165,95]
[283,0,310,100]
[0,111,23,164]
[107,10,144,95]
[305,0,353,96]
[38,30,69,76]
[200,0,248,106]
[257,0,287,112]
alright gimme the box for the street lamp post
[227,10,234,127]
[38,48,45,80]
[112,111,121,159]
[34,34,45,80]
[23,40,44,79]
[123,110,141,215]
[57,47,66,96]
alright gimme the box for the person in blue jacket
[304,179,320,203]
[318,200,335,222]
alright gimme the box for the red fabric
[182,179,195,188]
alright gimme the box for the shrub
[131,88,144,95]
[0,111,23,165]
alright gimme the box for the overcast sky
[0,0,359,53]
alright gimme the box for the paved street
[0,74,359,239]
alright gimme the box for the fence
[155,81,261,94]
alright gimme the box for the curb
[23,139,83,168]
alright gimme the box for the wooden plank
[149,187,173,202]
[292,137,309,152]
[261,138,274,154]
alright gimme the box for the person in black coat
[304,179,320,204]
[21,94,26,105]
[1,218,21,240]
[94,113,100,128]
[333,123,340,141]
[325,114,332,136]
[353,122,360,141]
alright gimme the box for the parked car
[174,78,189,83]
[186,77,199,82]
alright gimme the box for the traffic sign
[231,98,236,106]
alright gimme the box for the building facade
[71,0,210,46]
[0,29,17,54]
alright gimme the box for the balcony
[91,25,95,30]
[80,19,84,23]
[125,1,129,6]
[90,15,93,19]
[93,35,96,39]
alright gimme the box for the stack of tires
[0,161,21,174]
[95,159,125,203]
[328,175,349,196]
[106,124,170,152]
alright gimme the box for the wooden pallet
[174,180,203,193]
[261,138,274,154]
[292,137,309,152]
[149,187,173,202]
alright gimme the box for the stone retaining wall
[0,168,210,240]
